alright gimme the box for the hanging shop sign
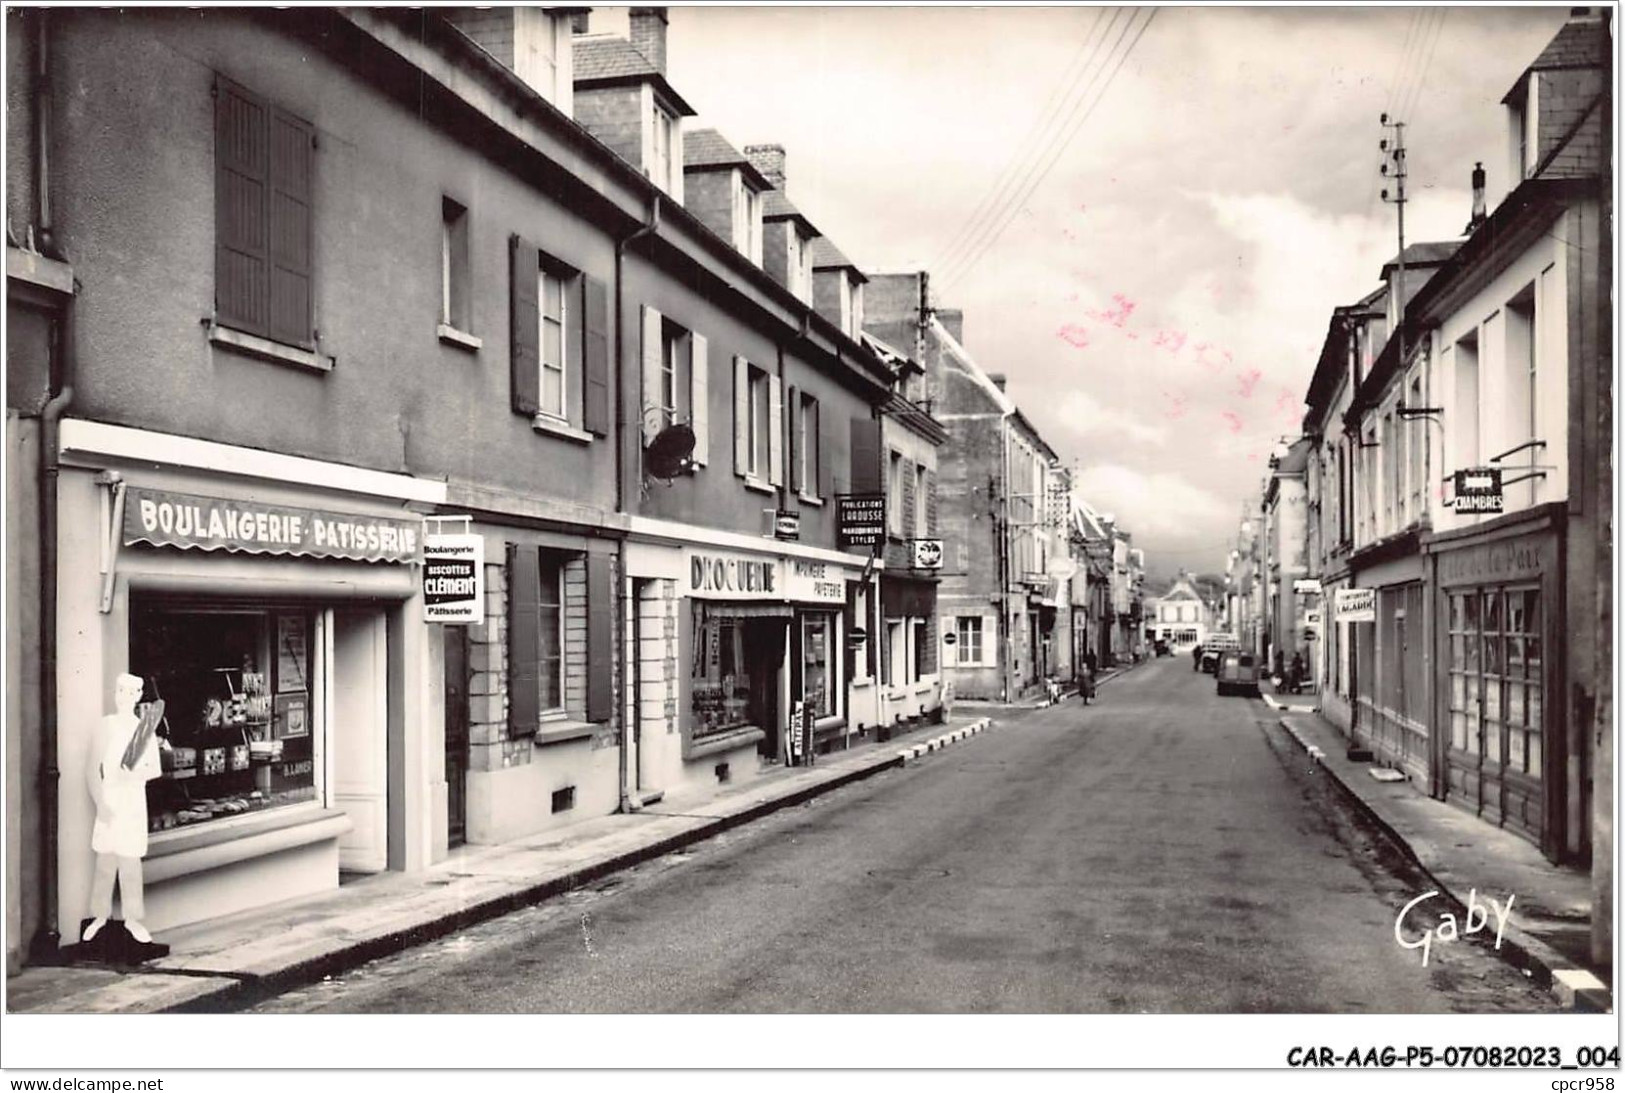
[912,538,944,570]
[837,494,886,549]
[774,510,801,541]
[1452,467,1504,514]
[784,558,846,604]
[422,533,485,623]
[1293,579,1322,594]
[1333,587,1376,623]
[688,550,781,600]
[124,487,421,564]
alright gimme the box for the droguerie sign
[689,551,779,600]
[422,534,485,623]
[125,488,421,564]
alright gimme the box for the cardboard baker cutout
[76,673,169,962]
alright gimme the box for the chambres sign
[124,488,422,564]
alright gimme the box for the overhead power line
[929,7,1118,275]
[939,7,1157,290]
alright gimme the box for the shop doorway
[749,619,786,761]
[442,626,469,848]
[333,609,389,874]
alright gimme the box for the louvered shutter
[509,237,540,415]
[566,274,586,426]
[582,275,610,436]
[267,108,314,348]
[585,552,613,723]
[507,544,541,737]
[216,77,271,338]
[902,459,917,537]
[733,356,750,475]
[641,305,663,446]
[849,417,882,494]
[925,468,938,534]
[767,374,783,487]
[787,385,802,493]
[689,332,708,465]
[815,400,831,500]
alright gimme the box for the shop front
[879,574,940,726]
[1345,534,1428,783]
[1424,506,1567,859]
[53,436,442,945]
[624,533,865,801]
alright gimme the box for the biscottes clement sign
[124,488,422,564]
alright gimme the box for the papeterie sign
[1453,467,1504,513]
[1334,588,1375,622]
[784,558,845,604]
[838,494,886,548]
[124,488,421,563]
[422,534,485,623]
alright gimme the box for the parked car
[1216,652,1261,697]
[1153,638,1171,657]
[1200,634,1239,673]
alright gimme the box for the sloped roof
[810,236,855,270]
[1273,436,1312,475]
[1503,15,1610,103]
[760,188,819,236]
[572,36,696,115]
[934,315,1015,415]
[682,129,772,188]
[1381,240,1460,279]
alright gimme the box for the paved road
[252,658,1556,1013]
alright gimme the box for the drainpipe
[31,8,73,965]
[614,195,660,815]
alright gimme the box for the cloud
[1072,463,1229,542]
[1050,389,1168,447]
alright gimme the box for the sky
[652,4,1575,582]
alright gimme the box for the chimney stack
[936,308,964,346]
[1466,161,1487,234]
[743,144,786,191]
[629,7,668,75]
[988,372,1007,392]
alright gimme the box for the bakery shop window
[130,602,318,833]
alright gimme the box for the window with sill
[510,237,609,436]
[441,196,470,335]
[733,172,763,265]
[640,306,709,464]
[788,387,826,499]
[215,75,315,350]
[648,100,678,195]
[955,616,984,666]
[507,545,613,737]
[734,356,780,485]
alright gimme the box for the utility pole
[1380,114,1408,361]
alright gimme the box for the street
[250,658,1556,1014]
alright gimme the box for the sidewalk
[1276,709,1611,1012]
[954,658,1142,710]
[7,710,993,1015]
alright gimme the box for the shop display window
[802,613,834,718]
[131,601,318,833]
[691,612,752,739]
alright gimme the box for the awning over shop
[882,577,936,618]
[699,601,795,620]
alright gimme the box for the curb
[166,747,913,1013]
[1276,715,1611,1013]
[897,716,992,763]
[1261,692,1319,714]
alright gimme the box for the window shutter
[216,77,271,338]
[733,356,750,475]
[640,305,663,446]
[922,616,937,675]
[507,543,542,737]
[566,274,586,426]
[267,108,314,348]
[816,401,831,500]
[582,275,610,436]
[787,385,802,493]
[767,373,784,487]
[849,417,882,494]
[689,332,708,465]
[585,552,613,723]
[925,468,938,534]
[902,459,917,537]
[509,237,540,416]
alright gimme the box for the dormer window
[838,275,864,337]
[786,230,810,303]
[648,98,678,194]
[732,171,763,264]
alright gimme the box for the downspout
[999,412,1013,702]
[614,194,659,814]
[32,8,74,962]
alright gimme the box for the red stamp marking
[1235,368,1263,399]
[1057,323,1091,349]
[1152,329,1187,353]
[1161,391,1189,420]
[1221,411,1244,434]
[1194,342,1232,373]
